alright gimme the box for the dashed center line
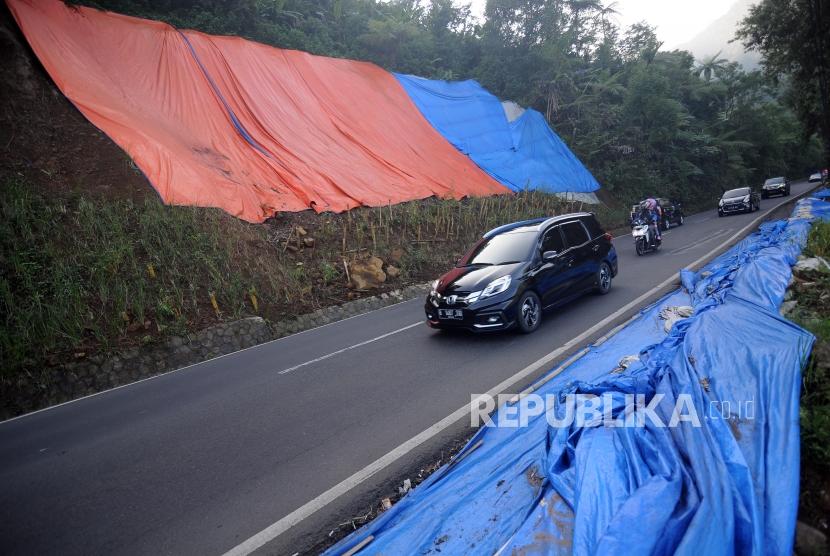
[277,321,423,375]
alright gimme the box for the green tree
[737,0,830,167]
[696,51,729,82]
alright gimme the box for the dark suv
[425,213,618,334]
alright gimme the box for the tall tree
[696,51,729,82]
[737,0,830,167]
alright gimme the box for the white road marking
[223,188,814,556]
[667,228,733,255]
[277,322,423,375]
[0,292,427,426]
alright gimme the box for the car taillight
[604,232,613,241]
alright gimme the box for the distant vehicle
[425,213,617,334]
[809,172,822,183]
[629,198,684,230]
[761,176,790,198]
[718,187,761,216]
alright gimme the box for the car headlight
[480,275,511,299]
[742,195,750,203]
[719,199,724,206]
[430,280,438,294]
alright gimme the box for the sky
[467,0,737,49]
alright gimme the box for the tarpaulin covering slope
[326,199,828,555]
[7,0,508,222]
[395,74,601,194]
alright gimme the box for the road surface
[0,182,813,555]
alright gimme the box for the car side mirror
[543,250,558,261]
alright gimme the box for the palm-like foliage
[696,51,730,82]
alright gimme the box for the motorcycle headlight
[481,275,511,299]
[742,195,750,203]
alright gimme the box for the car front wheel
[596,261,612,295]
[516,291,542,334]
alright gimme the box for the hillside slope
[1,4,624,416]
[0,4,151,201]
[676,0,762,69]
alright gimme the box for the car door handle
[592,244,600,252]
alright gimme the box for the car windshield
[764,177,784,185]
[460,231,536,266]
[724,188,750,199]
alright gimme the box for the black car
[629,198,684,230]
[761,176,790,198]
[425,213,618,334]
[718,187,761,216]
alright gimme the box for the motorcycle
[631,218,661,255]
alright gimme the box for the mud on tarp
[7,0,508,222]
[326,199,830,555]
[395,74,601,196]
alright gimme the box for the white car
[810,172,823,183]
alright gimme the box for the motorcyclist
[636,205,658,247]
[644,198,662,241]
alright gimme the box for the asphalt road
[0,182,813,556]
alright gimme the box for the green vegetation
[738,0,830,169]
[78,0,824,207]
[796,220,830,468]
[0,179,621,376]
[791,220,830,534]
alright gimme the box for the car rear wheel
[516,291,541,334]
[595,261,612,295]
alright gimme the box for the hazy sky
[467,0,736,49]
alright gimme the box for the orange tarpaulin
[7,0,508,222]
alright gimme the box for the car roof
[483,213,593,238]
[724,187,750,195]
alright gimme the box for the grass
[0,179,626,378]
[795,220,830,468]
[791,219,830,537]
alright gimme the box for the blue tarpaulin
[395,74,601,194]
[326,197,830,556]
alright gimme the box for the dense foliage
[77,0,824,207]
[738,0,830,169]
